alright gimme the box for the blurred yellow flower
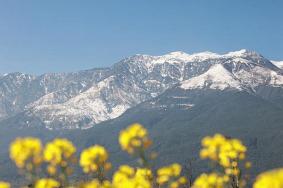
[79,179,111,188]
[35,178,60,188]
[192,173,229,188]
[253,168,283,188]
[44,138,76,166]
[43,138,76,180]
[11,124,283,188]
[112,165,152,188]
[80,145,111,174]
[157,163,187,188]
[136,168,152,180]
[119,123,152,154]
[9,137,42,169]
[47,165,57,175]
[0,181,10,188]
[200,134,246,168]
[245,161,252,169]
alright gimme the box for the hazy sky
[0,0,282,74]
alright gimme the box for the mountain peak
[225,49,249,56]
[166,51,190,57]
[180,64,242,91]
[162,51,191,60]
[224,49,262,58]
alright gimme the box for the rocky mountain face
[1,49,283,129]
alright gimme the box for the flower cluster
[199,134,250,188]
[157,163,187,188]
[43,138,76,186]
[253,168,283,188]
[35,178,60,188]
[200,134,247,168]
[119,123,152,154]
[5,123,283,188]
[192,173,229,188]
[9,137,42,169]
[44,138,76,167]
[79,145,111,178]
[112,165,152,188]
[79,179,111,188]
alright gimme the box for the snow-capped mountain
[0,69,111,120]
[1,49,283,129]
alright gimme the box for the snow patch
[180,64,242,90]
[224,49,249,57]
[271,61,283,69]
[234,66,283,87]
[109,105,129,118]
[138,49,263,68]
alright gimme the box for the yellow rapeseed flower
[245,161,252,169]
[136,168,152,180]
[9,137,42,169]
[44,138,76,166]
[119,123,152,154]
[200,134,246,168]
[112,165,152,188]
[80,145,111,174]
[0,181,10,188]
[35,178,60,188]
[47,165,57,175]
[253,168,283,188]
[192,173,229,188]
[157,163,187,188]
[79,179,112,188]
[43,138,76,180]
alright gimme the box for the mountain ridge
[0,50,283,129]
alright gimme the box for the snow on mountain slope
[152,51,221,65]
[32,85,130,129]
[180,64,242,90]
[140,49,264,65]
[29,75,148,129]
[0,68,111,120]
[154,49,260,63]
[179,59,283,92]
[272,61,283,69]
[224,49,260,58]
[1,49,283,129]
[234,66,283,88]
[0,73,36,119]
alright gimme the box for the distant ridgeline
[0,49,283,130]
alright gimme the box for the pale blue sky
[0,0,282,74]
